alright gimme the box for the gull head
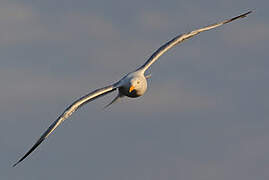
[119,74,147,98]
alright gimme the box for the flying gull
[13,11,252,167]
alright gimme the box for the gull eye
[137,81,140,84]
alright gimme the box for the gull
[13,11,252,167]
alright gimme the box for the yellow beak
[129,85,135,93]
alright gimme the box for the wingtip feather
[12,161,20,167]
[225,11,252,24]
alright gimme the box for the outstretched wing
[13,84,117,167]
[138,11,252,72]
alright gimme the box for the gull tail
[104,92,124,109]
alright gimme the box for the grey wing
[13,84,117,167]
[138,11,252,72]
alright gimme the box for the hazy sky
[1,0,269,179]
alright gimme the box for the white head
[119,73,147,98]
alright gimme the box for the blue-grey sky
[1,0,269,179]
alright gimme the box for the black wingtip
[242,10,253,17]
[12,137,45,167]
[12,160,21,167]
[226,11,252,24]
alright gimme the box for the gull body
[13,11,252,167]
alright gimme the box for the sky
[1,0,269,179]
